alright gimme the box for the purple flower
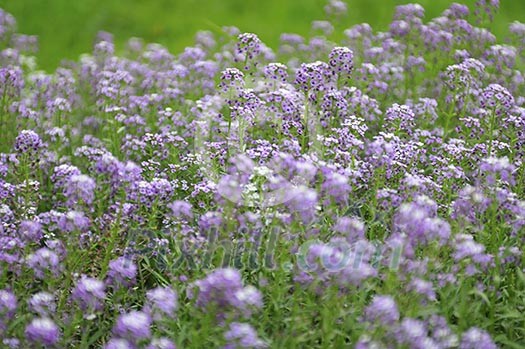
[333,217,365,242]
[224,322,267,349]
[453,234,493,269]
[395,318,431,347]
[219,68,245,93]
[428,315,458,347]
[408,278,436,302]
[18,220,43,242]
[0,66,24,98]
[113,311,152,341]
[104,338,137,349]
[167,201,193,220]
[460,327,497,349]
[189,268,263,319]
[312,20,334,36]
[26,248,62,279]
[444,3,469,18]
[295,61,332,97]
[393,198,450,246]
[64,174,96,207]
[480,83,514,114]
[145,286,178,319]
[329,46,354,77]
[263,63,288,83]
[25,317,60,346]
[13,130,44,154]
[355,337,384,349]
[190,268,243,308]
[325,0,347,17]
[28,292,56,316]
[107,257,137,288]
[385,104,415,133]
[2,338,20,348]
[71,275,106,311]
[284,186,318,224]
[236,33,262,68]
[364,295,400,326]
[479,156,515,185]
[443,58,484,90]
[0,289,17,331]
[230,286,264,317]
[321,171,351,205]
[198,211,223,232]
[451,185,491,223]
[146,338,177,349]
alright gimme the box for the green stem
[100,202,124,278]
[487,108,497,156]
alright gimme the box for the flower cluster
[0,1,523,347]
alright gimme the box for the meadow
[0,0,525,348]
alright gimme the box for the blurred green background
[1,0,525,71]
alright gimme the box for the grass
[1,0,525,71]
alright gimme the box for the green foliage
[2,0,525,70]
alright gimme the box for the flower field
[0,0,524,348]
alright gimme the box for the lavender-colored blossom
[224,322,267,349]
[324,0,347,17]
[460,327,497,349]
[219,68,245,93]
[189,268,243,308]
[263,63,288,83]
[408,278,436,302]
[104,338,137,349]
[167,200,193,220]
[393,198,450,246]
[444,3,470,18]
[321,171,351,205]
[230,285,264,316]
[0,66,24,98]
[145,286,178,319]
[480,83,514,114]
[13,130,44,154]
[333,217,365,242]
[385,104,415,132]
[454,234,492,266]
[71,275,106,311]
[146,338,177,349]
[25,317,60,346]
[2,338,20,348]
[295,61,332,97]
[0,289,17,331]
[355,336,385,349]
[26,248,62,279]
[18,220,43,242]
[395,318,432,348]
[364,295,400,326]
[236,33,262,68]
[106,257,137,288]
[113,311,152,341]
[451,185,491,223]
[479,156,515,185]
[312,20,334,36]
[64,174,96,207]
[284,186,318,223]
[329,46,353,77]
[28,292,56,316]
[189,268,263,318]
[57,210,91,233]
